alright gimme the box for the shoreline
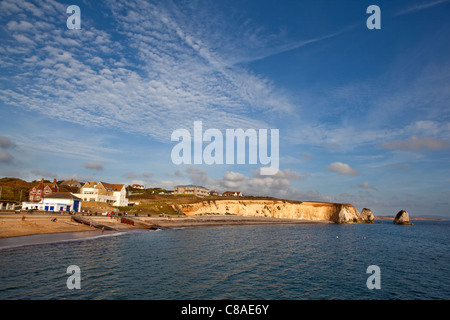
[0,213,332,250]
[142,215,333,229]
[0,213,139,239]
[1,213,446,243]
[0,213,331,240]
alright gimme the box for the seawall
[176,199,373,224]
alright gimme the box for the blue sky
[1,0,450,217]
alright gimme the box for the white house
[74,181,128,207]
[22,192,82,212]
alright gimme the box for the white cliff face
[177,200,371,224]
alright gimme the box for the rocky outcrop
[176,200,373,224]
[393,210,413,225]
[331,204,364,223]
[360,208,375,223]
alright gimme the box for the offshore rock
[393,210,413,225]
[360,208,375,223]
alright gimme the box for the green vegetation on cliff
[120,193,303,216]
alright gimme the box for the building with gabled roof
[28,178,59,201]
[74,181,128,207]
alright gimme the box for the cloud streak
[382,136,450,151]
[395,0,450,16]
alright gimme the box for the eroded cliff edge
[176,200,374,224]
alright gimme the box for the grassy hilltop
[0,178,34,202]
[120,192,302,216]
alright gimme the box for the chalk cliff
[176,200,372,224]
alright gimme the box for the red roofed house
[28,178,59,202]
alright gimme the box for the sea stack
[393,210,413,225]
[360,208,375,223]
[332,204,363,223]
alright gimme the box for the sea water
[0,220,448,300]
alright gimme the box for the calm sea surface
[0,220,449,300]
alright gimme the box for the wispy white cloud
[390,163,411,169]
[11,132,119,163]
[221,168,327,201]
[1,0,303,144]
[237,29,348,66]
[395,0,450,16]
[381,136,450,151]
[283,42,450,151]
[358,181,377,190]
[173,166,319,201]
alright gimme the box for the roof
[82,181,124,191]
[43,192,82,201]
[101,182,125,192]
[31,178,58,190]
